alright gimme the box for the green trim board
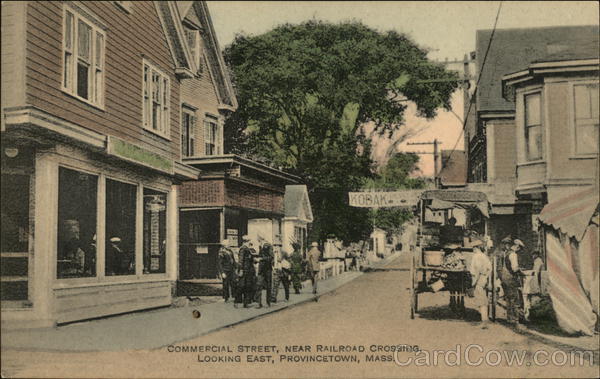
[107,136,174,174]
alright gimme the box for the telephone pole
[407,139,441,188]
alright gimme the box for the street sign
[348,190,421,208]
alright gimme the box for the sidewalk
[1,259,382,353]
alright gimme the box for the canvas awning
[538,187,599,241]
[424,191,490,218]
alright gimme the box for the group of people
[466,234,542,329]
[216,235,322,309]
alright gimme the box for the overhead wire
[438,1,503,175]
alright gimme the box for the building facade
[0,1,210,327]
[464,25,599,256]
[502,51,599,217]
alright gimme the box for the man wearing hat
[306,242,321,295]
[500,238,526,326]
[239,235,257,308]
[217,239,236,303]
[254,240,274,308]
[468,238,492,328]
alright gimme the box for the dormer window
[184,27,202,75]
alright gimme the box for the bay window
[524,93,543,161]
[573,83,599,155]
[63,6,105,107]
[143,60,170,138]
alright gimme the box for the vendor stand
[409,190,497,320]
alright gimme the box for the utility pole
[407,139,441,188]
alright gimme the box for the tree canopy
[223,20,458,242]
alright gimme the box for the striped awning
[538,187,599,241]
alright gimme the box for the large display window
[57,167,98,278]
[105,178,137,276]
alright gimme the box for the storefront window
[57,167,97,278]
[105,179,136,276]
[1,174,30,253]
[143,188,167,274]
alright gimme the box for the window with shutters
[204,115,220,156]
[573,82,599,155]
[181,107,196,157]
[62,5,105,108]
[142,59,170,138]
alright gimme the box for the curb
[155,271,364,350]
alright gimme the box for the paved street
[2,254,598,378]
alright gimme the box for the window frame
[183,23,203,75]
[523,91,544,162]
[203,114,221,156]
[181,106,197,158]
[142,59,171,140]
[62,4,106,109]
[570,80,599,158]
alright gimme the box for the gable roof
[439,150,467,187]
[177,1,238,110]
[284,185,313,223]
[476,25,599,113]
[154,2,195,78]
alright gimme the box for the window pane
[65,11,73,49]
[63,52,72,88]
[94,69,102,104]
[589,84,598,119]
[525,94,540,126]
[77,60,89,99]
[576,123,599,154]
[526,124,542,160]
[143,189,167,274]
[57,168,97,278]
[1,174,30,253]
[95,33,103,67]
[574,85,592,120]
[77,20,91,61]
[182,112,189,156]
[105,179,136,276]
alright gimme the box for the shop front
[1,130,196,327]
[179,155,299,280]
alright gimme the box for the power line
[440,1,503,173]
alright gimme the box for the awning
[427,198,490,218]
[538,187,599,241]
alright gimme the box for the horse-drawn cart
[409,190,497,320]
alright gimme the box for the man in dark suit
[239,235,256,308]
[217,239,236,303]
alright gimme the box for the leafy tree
[223,20,457,242]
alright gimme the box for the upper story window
[184,26,203,75]
[573,83,599,155]
[63,6,105,108]
[204,115,221,156]
[181,107,196,158]
[524,93,543,161]
[142,60,170,138]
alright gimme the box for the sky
[206,1,599,176]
